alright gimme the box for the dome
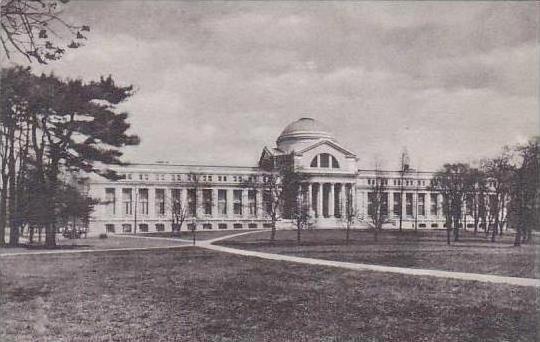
[276,117,335,153]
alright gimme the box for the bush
[98,233,108,239]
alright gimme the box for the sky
[5,1,539,170]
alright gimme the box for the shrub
[98,233,108,239]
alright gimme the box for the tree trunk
[346,225,350,245]
[45,223,56,247]
[513,223,522,246]
[491,211,499,243]
[297,226,301,245]
[453,216,459,242]
[0,183,7,245]
[270,219,276,246]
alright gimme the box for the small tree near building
[368,169,388,242]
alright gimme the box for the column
[401,192,407,218]
[196,188,203,217]
[212,188,219,218]
[242,189,249,218]
[339,183,346,217]
[148,187,155,218]
[317,183,323,218]
[388,191,394,219]
[425,192,432,219]
[328,183,335,217]
[255,189,262,218]
[438,193,443,218]
[307,183,313,216]
[226,188,234,218]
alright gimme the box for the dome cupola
[276,117,336,153]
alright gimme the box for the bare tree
[339,184,358,244]
[397,149,410,232]
[169,188,188,237]
[368,168,388,242]
[431,163,471,243]
[1,0,89,63]
[482,151,513,242]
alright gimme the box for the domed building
[87,117,443,234]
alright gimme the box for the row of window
[105,222,272,233]
[105,188,264,217]
[119,172,259,184]
[368,192,439,217]
[367,179,427,186]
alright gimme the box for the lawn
[218,229,540,279]
[139,229,261,241]
[0,247,538,342]
[0,235,188,255]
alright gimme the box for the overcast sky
[9,1,539,170]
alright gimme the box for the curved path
[200,231,540,288]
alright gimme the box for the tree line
[0,66,139,247]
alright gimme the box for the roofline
[119,162,259,170]
[358,169,437,174]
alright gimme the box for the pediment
[296,139,356,158]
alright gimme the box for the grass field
[0,235,187,255]
[218,229,540,279]
[0,247,538,342]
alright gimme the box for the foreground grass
[0,247,538,341]
[139,229,260,241]
[218,229,539,279]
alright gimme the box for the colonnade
[303,182,356,218]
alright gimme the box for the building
[88,117,450,235]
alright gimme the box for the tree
[339,184,358,244]
[482,151,514,242]
[0,66,139,247]
[285,172,310,244]
[1,0,89,64]
[397,149,410,232]
[431,163,471,244]
[55,180,97,239]
[465,167,488,234]
[184,172,211,245]
[509,138,539,246]
[244,153,307,245]
[169,188,188,237]
[368,168,388,242]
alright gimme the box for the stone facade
[87,118,460,235]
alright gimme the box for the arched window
[310,153,340,169]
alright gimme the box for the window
[105,224,115,233]
[367,192,374,217]
[381,193,388,216]
[418,193,425,216]
[187,223,196,231]
[248,190,257,216]
[406,193,413,216]
[430,193,438,216]
[310,153,339,168]
[248,223,257,229]
[320,154,329,167]
[263,190,272,215]
[263,223,272,228]
[155,223,165,232]
[122,224,132,233]
[419,223,426,228]
[431,223,438,228]
[310,155,318,167]
[122,188,132,215]
[218,223,227,229]
[393,192,401,216]
[187,189,196,216]
[218,190,227,215]
[139,224,148,232]
[155,189,165,216]
[105,188,116,215]
[233,223,243,229]
[171,188,181,205]
[203,189,212,215]
[139,189,148,215]
[203,223,212,230]
[233,190,243,215]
